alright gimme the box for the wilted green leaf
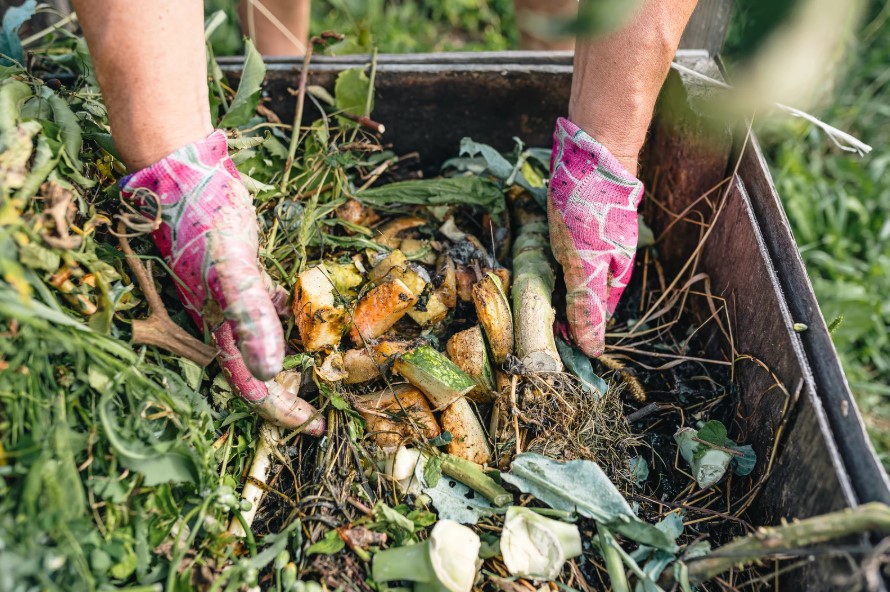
[422,473,496,525]
[629,455,649,486]
[446,137,547,207]
[0,79,32,145]
[306,528,344,556]
[374,502,415,532]
[423,454,442,488]
[555,337,608,397]
[17,241,60,271]
[695,421,728,447]
[357,176,505,216]
[45,90,84,172]
[502,453,676,551]
[220,39,266,128]
[730,444,757,476]
[98,392,201,486]
[334,65,373,116]
[0,0,36,66]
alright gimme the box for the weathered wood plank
[679,0,735,55]
[737,134,890,507]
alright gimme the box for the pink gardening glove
[548,117,644,357]
[121,130,324,434]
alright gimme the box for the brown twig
[118,225,217,366]
[339,111,385,134]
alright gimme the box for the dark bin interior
[219,51,890,590]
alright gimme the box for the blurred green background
[206,0,890,465]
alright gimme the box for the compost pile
[3,13,885,592]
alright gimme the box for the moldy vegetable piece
[323,260,364,297]
[353,384,441,448]
[394,345,476,410]
[454,264,476,303]
[349,279,417,345]
[473,273,514,364]
[368,249,409,285]
[401,238,438,265]
[446,326,496,402]
[373,217,428,250]
[342,340,413,384]
[293,265,348,352]
[408,290,450,328]
[440,397,491,465]
[336,198,380,229]
[372,519,481,592]
[435,254,458,309]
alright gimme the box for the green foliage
[206,0,517,56]
[735,1,890,465]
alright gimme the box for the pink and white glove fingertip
[121,130,323,433]
[548,117,644,358]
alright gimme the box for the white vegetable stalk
[227,423,281,538]
[500,506,583,580]
[372,519,481,592]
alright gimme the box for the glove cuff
[119,129,239,205]
[551,117,643,209]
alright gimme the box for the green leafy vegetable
[502,453,677,551]
[674,421,757,488]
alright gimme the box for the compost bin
[215,50,890,590]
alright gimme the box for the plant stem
[682,502,890,584]
[233,509,258,556]
[441,454,512,507]
[372,541,433,583]
[281,41,314,191]
[511,208,562,373]
[598,526,630,592]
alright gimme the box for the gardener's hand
[121,130,324,434]
[548,117,644,357]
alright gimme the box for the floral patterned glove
[121,130,323,434]
[548,117,644,357]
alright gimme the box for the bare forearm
[569,0,698,174]
[71,0,212,169]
